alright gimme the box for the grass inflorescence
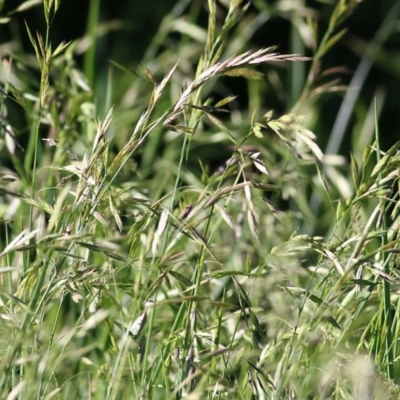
[1,0,400,399]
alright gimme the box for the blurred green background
[2,0,399,150]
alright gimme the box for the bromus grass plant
[1,0,400,399]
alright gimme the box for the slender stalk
[374,99,394,379]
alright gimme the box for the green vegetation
[1,0,400,398]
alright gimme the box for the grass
[1,0,400,399]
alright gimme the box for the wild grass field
[1,0,400,399]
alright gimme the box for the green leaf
[169,270,192,286]
[325,315,341,330]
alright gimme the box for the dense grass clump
[1,0,400,399]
